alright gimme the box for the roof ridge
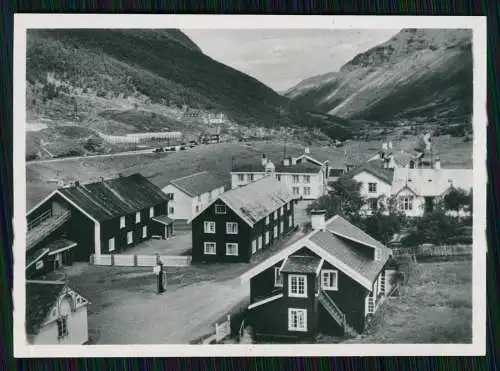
[26,280,66,285]
[171,171,209,183]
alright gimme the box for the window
[399,196,414,210]
[280,206,284,215]
[274,210,278,219]
[149,207,154,218]
[303,175,311,183]
[238,174,245,181]
[368,183,377,193]
[258,236,263,250]
[321,270,338,291]
[292,175,300,184]
[374,248,381,261]
[369,198,378,211]
[265,231,270,245]
[288,274,307,298]
[409,160,415,169]
[288,308,307,332]
[252,239,257,254]
[120,216,125,229]
[215,204,227,214]
[280,221,284,234]
[127,231,133,245]
[226,222,238,234]
[108,237,115,252]
[168,207,174,215]
[204,242,216,255]
[288,215,293,228]
[166,193,174,200]
[248,174,254,182]
[226,243,238,256]
[57,316,68,338]
[197,195,201,202]
[195,205,200,213]
[142,226,148,238]
[273,225,278,238]
[204,221,216,233]
[274,266,283,287]
[35,260,44,270]
[265,216,270,225]
[292,187,300,196]
[303,187,311,197]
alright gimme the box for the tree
[443,187,471,213]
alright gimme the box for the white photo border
[12,14,488,358]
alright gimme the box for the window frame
[204,242,216,255]
[149,206,154,218]
[120,216,125,229]
[257,235,263,250]
[226,222,238,234]
[142,225,148,238]
[292,186,300,196]
[35,260,44,270]
[292,175,300,184]
[237,174,245,181]
[288,274,307,298]
[369,198,378,211]
[225,243,238,256]
[204,221,216,234]
[215,204,227,215]
[265,216,270,225]
[321,270,339,291]
[368,182,377,193]
[303,187,311,196]
[127,231,133,245]
[57,316,69,339]
[273,225,278,238]
[108,237,116,252]
[288,308,307,332]
[303,175,311,183]
[251,239,257,254]
[274,266,283,287]
[135,211,141,224]
[265,231,270,245]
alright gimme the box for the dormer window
[375,248,381,261]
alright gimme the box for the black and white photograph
[13,15,487,357]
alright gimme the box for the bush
[444,235,473,245]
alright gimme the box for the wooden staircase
[317,290,357,337]
[27,210,71,250]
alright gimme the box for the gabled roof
[168,171,226,197]
[240,215,392,290]
[280,255,322,274]
[391,168,473,197]
[343,161,395,185]
[25,281,65,335]
[55,173,169,222]
[218,175,293,227]
[232,161,322,174]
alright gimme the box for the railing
[28,209,53,231]
[317,289,357,337]
[27,210,71,249]
[367,294,375,314]
[253,288,282,303]
[90,253,192,267]
[380,274,386,295]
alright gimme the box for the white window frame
[35,260,44,270]
[303,187,311,196]
[142,225,148,238]
[108,237,116,252]
[288,215,292,228]
[225,243,238,256]
[265,231,270,245]
[374,248,381,261]
[288,274,307,298]
[292,186,300,196]
[57,316,69,339]
[303,175,311,183]
[369,198,378,211]
[120,216,125,229]
[368,182,377,193]
[292,175,300,184]
[321,270,339,291]
[288,308,307,332]
[149,207,154,218]
[238,174,244,181]
[274,266,283,287]
[274,210,278,219]
[204,221,216,234]
[135,211,141,224]
[280,221,284,234]
[251,239,257,254]
[127,231,133,245]
[215,204,227,215]
[248,174,254,181]
[204,242,216,255]
[258,235,263,250]
[265,216,270,225]
[400,196,414,211]
[226,222,238,234]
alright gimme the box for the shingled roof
[26,281,66,335]
[232,161,322,174]
[343,161,395,185]
[219,175,293,226]
[169,171,226,197]
[57,173,169,221]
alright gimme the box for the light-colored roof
[220,175,293,227]
[391,168,473,197]
[240,215,392,290]
[169,171,226,197]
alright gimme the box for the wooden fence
[202,315,232,344]
[391,244,472,258]
[90,254,192,267]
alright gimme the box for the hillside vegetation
[26,29,353,159]
[285,29,473,134]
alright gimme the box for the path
[27,148,158,164]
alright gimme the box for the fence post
[134,255,138,266]
[111,254,115,266]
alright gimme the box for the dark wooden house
[26,174,172,277]
[239,211,395,341]
[190,175,295,263]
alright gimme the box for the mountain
[26,29,352,159]
[285,29,473,132]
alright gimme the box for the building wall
[394,188,425,217]
[231,171,324,200]
[190,186,226,219]
[352,171,392,215]
[250,261,286,303]
[31,301,88,345]
[319,261,370,333]
[162,184,193,220]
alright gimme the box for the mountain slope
[285,29,473,128]
[26,29,353,159]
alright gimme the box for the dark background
[1,0,498,369]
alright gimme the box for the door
[424,197,434,213]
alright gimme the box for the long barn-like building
[26,174,172,278]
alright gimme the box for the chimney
[74,180,80,187]
[304,146,310,154]
[434,156,441,169]
[310,210,326,231]
[100,176,104,183]
[261,154,267,166]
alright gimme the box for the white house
[390,168,473,217]
[162,171,227,220]
[26,280,90,345]
[231,154,326,200]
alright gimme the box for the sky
[182,29,400,92]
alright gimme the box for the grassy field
[344,260,472,344]
[26,137,472,209]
